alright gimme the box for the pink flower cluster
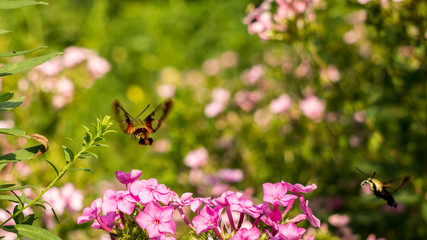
[243,0,320,40]
[78,170,320,240]
[21,46,110,109]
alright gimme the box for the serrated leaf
[0,1,48,9]
[0,52,61,77]
[0,129,29,138]
[0,92,14,102]
[0,144,48,162]
[68,168,94,174]
[13,224,61,240]
[0,97,25,111]
[0,47,48,57]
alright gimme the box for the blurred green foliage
[0,0,426,239]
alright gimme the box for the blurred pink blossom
[63,46,91,67]
[189,168,205,186]
[367,233,387,240]
[326,65,341,82]
[0,119,14,128]
[269,94,292,113]
[295,61,311,78]
[52,94,66,109]
[61,183,83,212]
[220,51,238,68]
[0,209,16,240]
[212,88,230,103]
[87,55,111,79]
[55,77,74,100]
[242,65,264,85]
[157,84,176,98]
[343,29,362,44]
[234,90,264,112]
[299,95,325,120]
[36,57,62,77]
[153,138,171,153]
[358,0,372,4]
[354,111,366,122]
[205,101,226,118]
[184,147,208,168]
[210,182,230,197]
[202,59,221,76]
[217,168,244,183]
[254,109,272,128]
[328,214,350,228]
[43,187,67,216]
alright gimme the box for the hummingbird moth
[112,99,173,145]
[356,167,410,207]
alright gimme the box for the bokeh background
[0,0,426,239]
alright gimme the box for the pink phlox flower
[91,212,118,230]
[102,189,136,215]
[189,197,213,212]
[115,169,142,186]
[77,198,102,224]
[230,227,261,240]
[136,201,175,238]
[192,205,223,234]
[261,209,282,227]
[263,182,297,206]
[288,213,307,224]
[158,235,177,240]
[214,191,240,207]
[277,223,306,240]
[282,181,317,194]
[221,193,262,219]
[170,192,194,208]
[299,195,321,228]
[130,178,172,205]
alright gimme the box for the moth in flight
[356,167,410,208]
[112,99,173,145]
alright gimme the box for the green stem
[0,131,98,228]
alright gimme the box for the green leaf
[68,168,94,174]
[62,145,74,163]
[0,97,25,111]
[0,185,37,192]
[0,52,61,77]
[43,159,58,175]
[0,92,14,102]
[0,46,47,57]
[0,1,48,9]
[0,30,11,35]
[14,224,61,240]
[0,129,29,138]
[0,144,47,162]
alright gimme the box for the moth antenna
[356,167,369,178]
[136,104,150,119]
[371,172,376,179]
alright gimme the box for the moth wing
[143,99,173,133]
[112,100,134,134]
